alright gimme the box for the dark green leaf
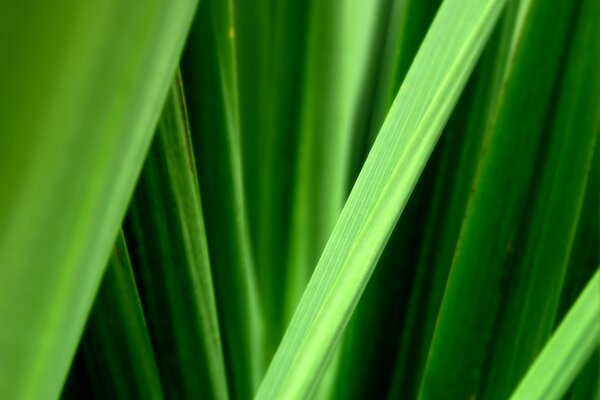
[125,76,229,400]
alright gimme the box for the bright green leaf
[0,1,197,398]
[256,0,506,397]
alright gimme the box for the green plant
[0,0,598,399]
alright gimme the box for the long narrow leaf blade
[68,232,164,399]
[337,0,444,395]
[386,0,522,393]
[287,2,387,397]
[236,0,311,350]
[255,0,506,397]
[124,76,229,400]
[418,0,582,395]
[481,0,600,394]
[558,142,600,400]
[510,269,600,400]
[181,0,265,397]
[0,1,197,398]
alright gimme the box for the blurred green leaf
[0,1,197,398]
[237,0,311,347]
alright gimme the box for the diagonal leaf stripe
[255,0,507,397]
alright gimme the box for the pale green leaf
[255,0,506,397]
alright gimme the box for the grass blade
[0,1,196,398]
[181,0,265,397]
[481,0,600,394]
[336,0,444,396]
[124,76,229,399]
[385,5,521,392]
[238,0,310,347]
[66,232,164,399]
[367,0,443,149]
[557,140,600,400]
[287,2,388,397]
[256,0,506,397]
[560,141,600,324]
[509,269,600,400]
[418,0,580,395]
[386,3,522,394]
[285,0,385,326]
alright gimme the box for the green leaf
[180,0,265,397]
[387,1,522,392]
[336,0,444,396]
[285,0,385,327]
[0,1,197,398]
[67,232,163,399]
[481,0,600,395]
[418,0,580,396]
[567,348,600,400]
[124,75,229,400]
[555,133,600,400]
[255,0,506,397]
[237,0,311,347]
[560,142,600,323]
[286,1,389,397]
[367,0,443,148]
[509,269,600,400]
